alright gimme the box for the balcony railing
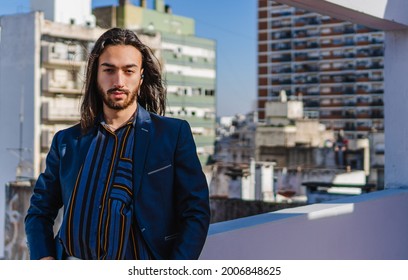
[41,102,80,122]
[42,75,82,95]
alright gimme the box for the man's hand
[40,256,55,260]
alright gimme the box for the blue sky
[0,0,257,117]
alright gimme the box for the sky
[0,0,257,117]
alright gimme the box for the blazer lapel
[77,128,95,165]
[133,105,151,197]
[61,126,95,205]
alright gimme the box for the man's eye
[104,69,114,73]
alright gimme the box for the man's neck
[103,102,137,130]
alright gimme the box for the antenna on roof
[7,86,33,180]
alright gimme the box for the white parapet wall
[200,188,408,259]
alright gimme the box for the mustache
[107,88,130,94]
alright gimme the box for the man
[25,28,210,260]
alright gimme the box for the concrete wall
[201,188,408,259]
[384,29,408,188]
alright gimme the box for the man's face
[97,44,144,112]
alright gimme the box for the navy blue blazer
[25,105,210,260]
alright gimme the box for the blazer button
[141,228,146,232]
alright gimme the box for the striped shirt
[59,115,151,259]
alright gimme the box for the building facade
[257,0,384,141]
[94,0,217,165]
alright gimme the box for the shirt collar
[99,109,137,131]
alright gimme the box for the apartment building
[0,3,91,185]
[94,0,217,165]
[258,0,384,141]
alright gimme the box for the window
[205,89,214,96]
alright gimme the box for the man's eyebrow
[123,64,138,68]
[100,62,139,68]
[100,62,115,67]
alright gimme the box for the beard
[97,84,137,110]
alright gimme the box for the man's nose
[113,72,125,88]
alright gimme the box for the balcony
[294,64,318,73]
[294,17,320,27]
[294,53,319,61]
[272,66,292,74]
[272,31,292,40]
[356,113,371,118]
[41,100,81,122]
[320,17,344,25]
[320,76,342,84]
[319,111,344,119]
[271,11,293,18]
[355,101,370,107]
[42,74,82,95]
[271,43,291,51]
[293,29,319,39]
[165,73,215,88]
[271,54,292,63]
[356,76,369,82]
[200,188,408,259]
[356,86,370,94]
[320,27,345,36]
[356,126,372,131]
[294,9,307,16]
[320,87,343,95]
[320,101,343,107]
[293,76,318,84]
[167,93,216,108]
[179,116,215,130]
[320,41,344,48]
[355,35,371,45]
[356,25,376,33]
[293,41,319,50]
[371,111,384,119]
[41,45,85,68]
[272,78,292,85]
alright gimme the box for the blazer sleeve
[170,120,211,259]
[25,131,63,260]
[171,121,210,259]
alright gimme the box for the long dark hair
[80,27,166,133]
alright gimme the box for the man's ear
[140,69,144,85]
